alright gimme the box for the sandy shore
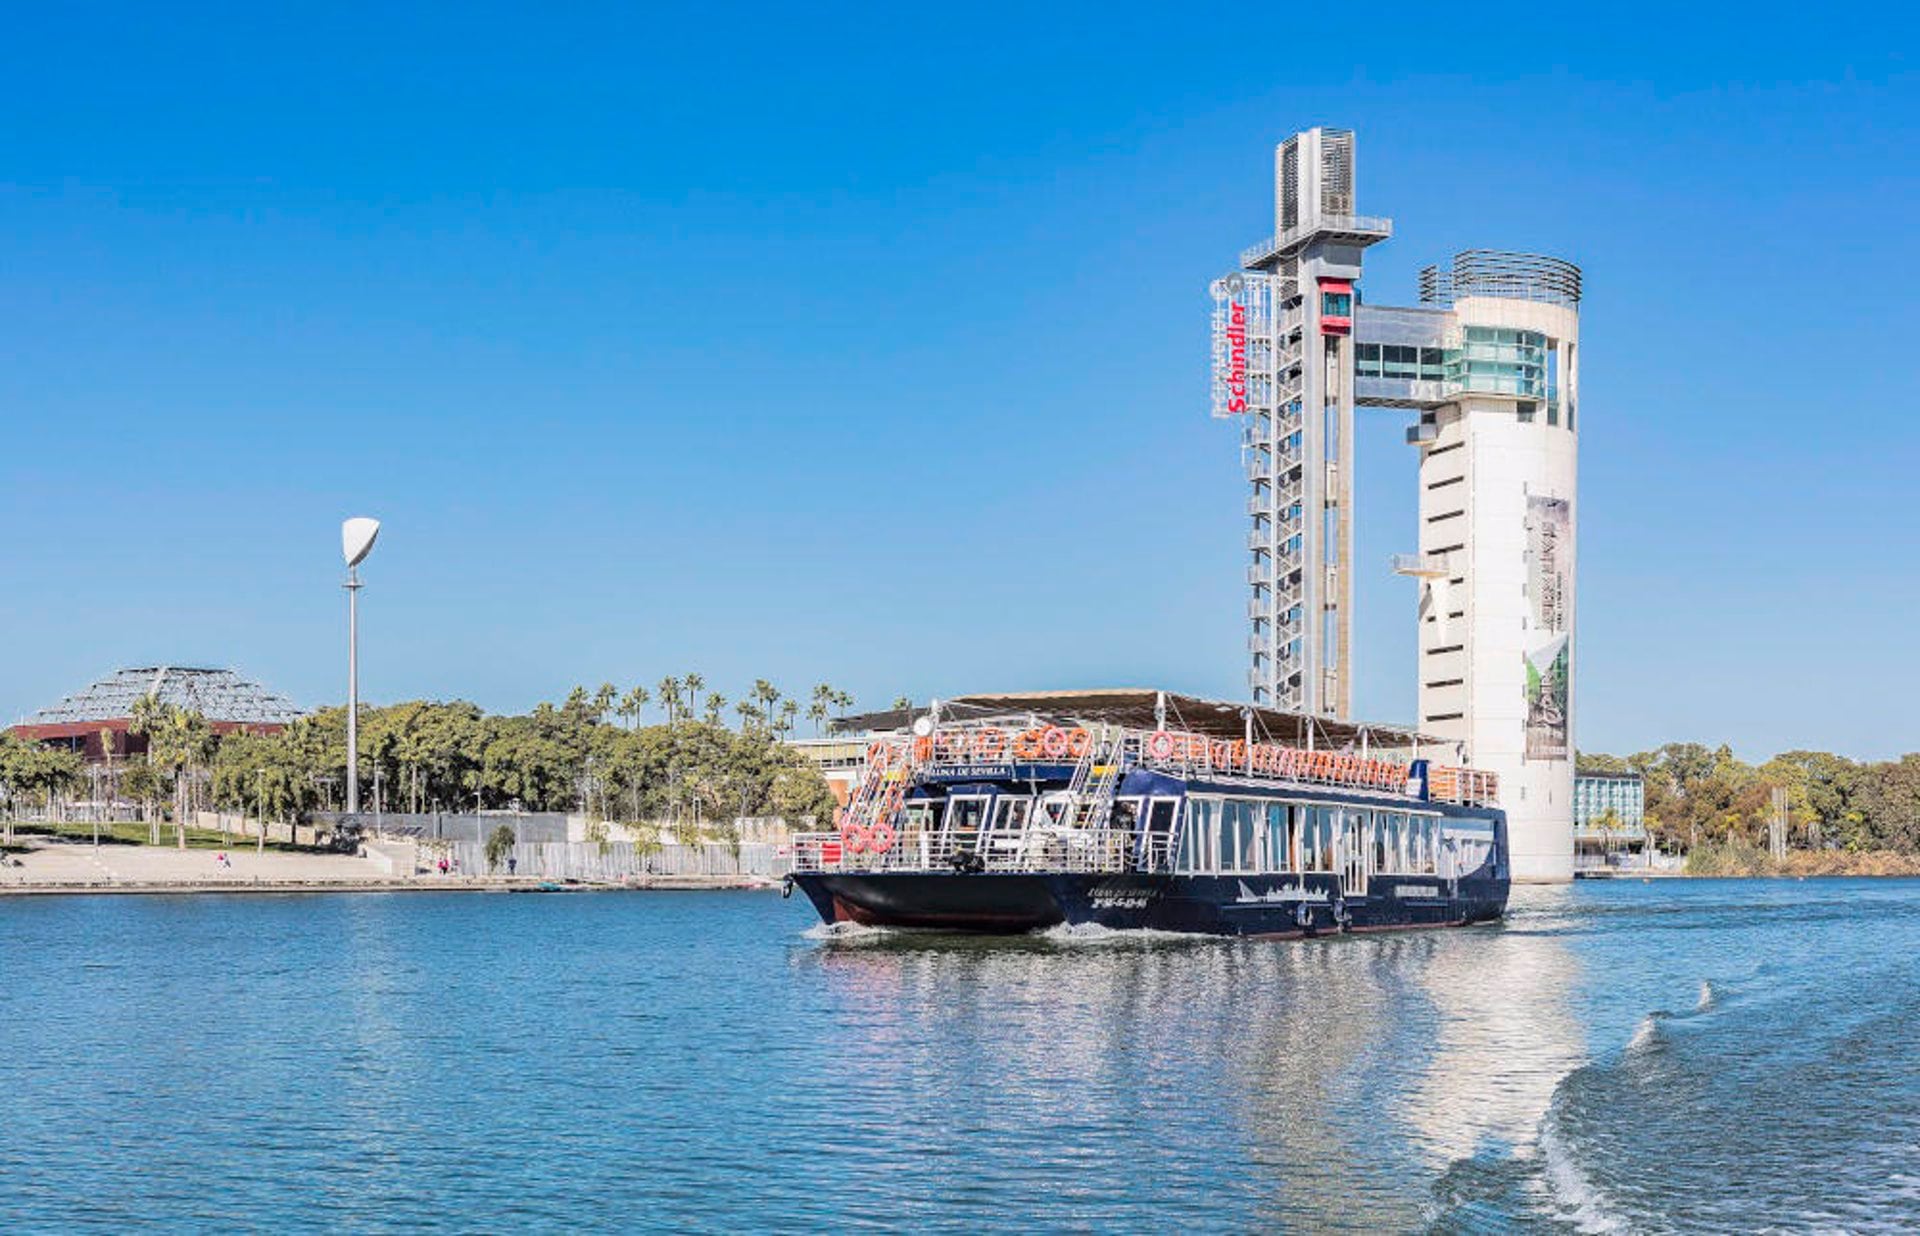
[0,839,776,895]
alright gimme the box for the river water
[0,879,1914,1232]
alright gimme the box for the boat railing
[865,724,1495,806]
[789,827,1159,877]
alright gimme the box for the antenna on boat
[1154,691,1167,731]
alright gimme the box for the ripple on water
[0,879,1912,1230]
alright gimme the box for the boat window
[1146,798,1179,833]
[1301,806,1336,871]
[1220,799,1261,873]
[1033,796,1070,828]
[1408,816,1437,873]
[1109,798,1141,833]
[905,801,939,832]
[1382,813,1406,871]
[1266,802,1293,872]
[1179,798,1220,873]
[944,797,987,836]
[1372,810,1391,871]
[990,796,1031,834]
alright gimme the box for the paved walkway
[0,838,773,894]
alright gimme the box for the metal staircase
[1065,725,1130,829]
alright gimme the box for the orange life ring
[1209,740,1232,767]
[973,728,1007,760]
[866,741,890,770]
[1041,727,1071,758]
[938,730,969,760]
[1229,740,1247,770]
[912,735,933,763]
[1013,729,1044,759]
[1068,728,1092,758]
[1146,731,1177,761]
[840,820,866,854]
[869,821,896,854]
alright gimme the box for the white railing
[1241,214,1393,267]
[791,828,1159,876]
[853,724,1497,806]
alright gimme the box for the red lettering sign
[1226,302,1248,413]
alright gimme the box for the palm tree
[683,673,706,724]
[777,699,799,740]
[704,692,727,726]
[657,677,682,727]
[128,693,172,843]
[808,684,834,736]
[751,679,780,726]
[593,683,618,724]
[735,700,764,733]
[892,695,913,711]
[617,685,650,730]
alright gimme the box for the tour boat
[787,690,1508,937]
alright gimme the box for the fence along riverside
[439,840,788,882]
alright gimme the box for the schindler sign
[1210,272,1274,419]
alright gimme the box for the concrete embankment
[0,840,777,896]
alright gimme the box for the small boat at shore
[787,690,1509,937]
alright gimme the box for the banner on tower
[1209,273,1278,419]
[1524,495,1571,760]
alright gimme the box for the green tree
[617,685,650,730]
[1855,755,1920,853]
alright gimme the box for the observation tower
[1211,128,1582,881]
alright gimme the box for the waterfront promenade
[0,838,772,895]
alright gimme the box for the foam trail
[1037,922,1202,945]
[1538,1110,1630,1234]
[801,920,895,941]
[1696,980,1716,1012]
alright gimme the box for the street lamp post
[341,517,381,817]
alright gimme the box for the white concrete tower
[1404,252,1582,882]
[1214,127,1389,716]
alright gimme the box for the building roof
[21,666,304,728]
[830,688,1453,752]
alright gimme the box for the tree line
[2,678,857,842]
[1581,743,1920,855]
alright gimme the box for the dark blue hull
[791,869,1506,937]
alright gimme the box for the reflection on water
[0,881,1914,1231]
[795,896,1588,1231]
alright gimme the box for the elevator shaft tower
[1211,127,1388,716]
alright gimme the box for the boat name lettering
[924,763,1016,781]
[1090,882,1157,910]
[1393,885,1442,899]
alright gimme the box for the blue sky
[2,3,1914,760]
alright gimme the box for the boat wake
[800,920,898,942]
[1035,921,1210,946]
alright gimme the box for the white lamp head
[342,517,382,568]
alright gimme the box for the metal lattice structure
[26,667,305,726]
[1418,250,1582,309]
[1214,127,1390,717]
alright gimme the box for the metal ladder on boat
[840,739,905,846]
[1062,725,1131,872]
